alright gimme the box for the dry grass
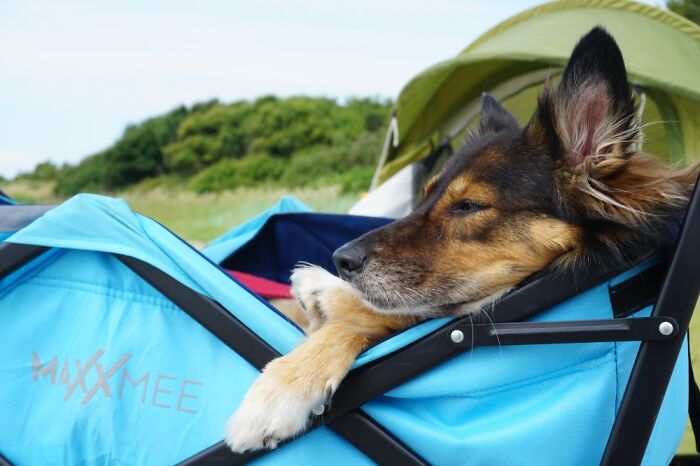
[120,185,358,243]
[0,179,359,244]
[1,179,64,204]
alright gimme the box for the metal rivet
[450,329,464,343]
[659,321,674,336]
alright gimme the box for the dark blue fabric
[221,213,392,284]
[0,191,16,205]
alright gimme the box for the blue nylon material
[0,194,688,465]
[6,194,307,357]
[0,249,369,465]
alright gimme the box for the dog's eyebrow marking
[447,176,468,195]
[440,173,498,210]
[423,175,440,198]
[428,174,473,213]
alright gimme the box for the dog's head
[333,27,696,316]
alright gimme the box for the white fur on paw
[290,265,351,329]
[224,367,337,452]
[290,265,347,301]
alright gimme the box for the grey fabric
[0,205,54,232]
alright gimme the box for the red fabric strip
[226,270,292,300]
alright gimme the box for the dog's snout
[333,244,366,279]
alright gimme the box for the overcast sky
[0,0,660,178]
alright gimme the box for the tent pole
[369,112,398,191]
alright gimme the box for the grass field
[122,186,359,244]
[2,179,360,244]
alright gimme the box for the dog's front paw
[290,265,350,332]
[224,358,336,453]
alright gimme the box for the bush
[189,155,286,192]
[342,130,385,167]
[54,153,105,196]
[336,165,374,193]
[129,174,187,193]
[162,135,219,174]
[280,145,344,187]
[165,96,391,175]
[101,106,189,189]
[280,131,383,190]
[163,102,253,173]
[14,161,59,182]
[36,95,393,195]
[667,0,700,24]
[245,97,345,157]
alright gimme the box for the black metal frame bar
[600,178,700,465]
[1,177,698,464]
[0,242,48,278]
[451,317,678,347]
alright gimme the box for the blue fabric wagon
[0,190,699,465]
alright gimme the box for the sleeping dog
[225,27,699,452]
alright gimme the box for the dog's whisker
[479,307,502,357]
[468,312,475,363]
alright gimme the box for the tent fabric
[350,164,414,218]
[0,194,690,465]
[374,0,700,185]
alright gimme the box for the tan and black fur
[225,27,700,452]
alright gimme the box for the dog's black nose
[333,244,366,279]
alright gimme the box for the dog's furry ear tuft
[527,27,637,168]
[478,94,519,134]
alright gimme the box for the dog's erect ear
[478,93,519,134]
[526,27,637,168]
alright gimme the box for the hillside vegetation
[17,96,393,196]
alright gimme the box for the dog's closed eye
[450,200,488,216]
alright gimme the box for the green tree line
[668,0,700,24]
[18,96,393,195]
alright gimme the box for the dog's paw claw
[225,391,311,452]
[224,359,338,452]
[262,435,279,450]
[310,383,336,416]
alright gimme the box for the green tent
[371,0,700,189]
[363,0,700,457]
